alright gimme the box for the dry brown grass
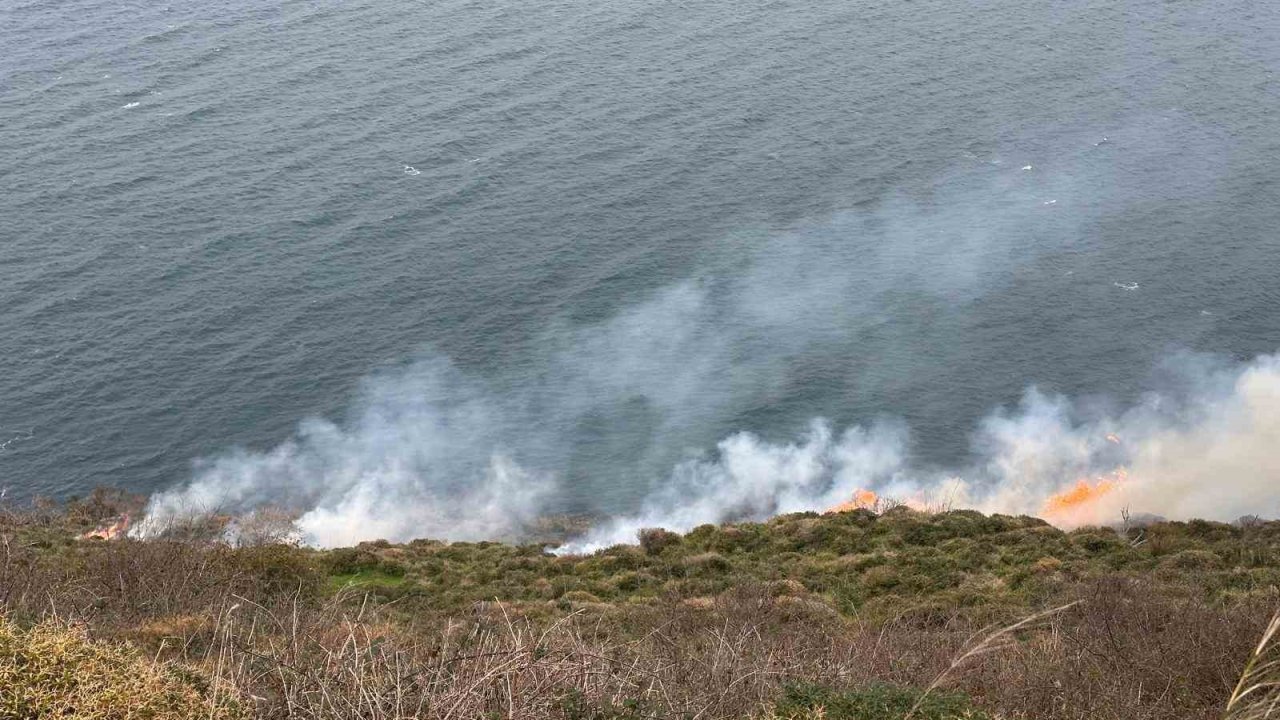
[0,615,248,719]
[52,579,1248,720]
[173,586,856,719]
[1225,611,1280,720]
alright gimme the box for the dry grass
[186,586,859,719]
[0,615,248,719]
[1225,611,1280,720]
[56,579,1254,720]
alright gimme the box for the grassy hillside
[320,508,1280,619]
[3,490,1279,719]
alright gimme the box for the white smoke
[135,358,555,546]
[139,157,1071,546]
[960,354,1280,524]
[1113,355,1280,521]
[562,352,1280,552]
[137,345,1280,550]
[564,420,909,553]
[137,123,1277,549]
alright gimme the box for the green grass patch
[328,570,410,590]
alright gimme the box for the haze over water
[3,0,1279,541]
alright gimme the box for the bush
[637,527,682,556]
[1069,528,1123,555]
[64,486,144,526]
[1159,549,1224,571]
[558,689,653,719]
[771,683,994,720]
[769,579,807,597]
[322,547,405,578]
[682,552,732,576]
[0,616,247,719]
[229,544,323,598]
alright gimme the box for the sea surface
[2,0,1279,515]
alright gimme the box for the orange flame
[825,489,879,514]
[1042,468,1127,525]
[1044,479,1116,514]
[78,513,130,541]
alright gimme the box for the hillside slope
[3,494,1278,719]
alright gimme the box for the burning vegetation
[75,512,130,541]
[1041,468,1127,526]
[824,488,881,514]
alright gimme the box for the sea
[3,0,1279,537]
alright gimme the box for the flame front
[1042,468,1127,526]
[78,513,131,541]
[823,466,1130,525]
[825,489,879,514]
[1044,479,1116,513]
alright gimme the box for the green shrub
[557,690,653,719]
[638,527,682,556]
[682,552,732,576]
[322,546,406,578]
[591,544,648,571]
[1160,549,1225,571]
[609,570,656,593]
[862,565,902,592]
[1069,527,1123,555]
[769,579,807,597]
[229,544,323,598]
[560,590,603,603]
[771,683,994,720]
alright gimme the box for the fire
[818,465,1132,527]
[1042,468,1128,525]
[825,489,879,514]
[78,513,130,541]
[1044,479,1116,514]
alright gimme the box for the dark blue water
[3,0,1279,510]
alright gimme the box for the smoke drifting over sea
[137,126,1279,550]
[138,342,1280,550]
[567,354,1280,551]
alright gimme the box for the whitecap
[403,165,420,176]
[121,101,140,109]
[1114,281,1139,291]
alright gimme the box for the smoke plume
[137,123,1278,549]
[563,354,1280,551]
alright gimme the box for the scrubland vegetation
[3,488,1280,719]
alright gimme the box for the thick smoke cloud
[138,122,1274,549]
[566,354,1280,551]
[564,421,910,552]
[135,358,555,545]
[963,354,1280,525]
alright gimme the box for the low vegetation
[0,616,248,720]
[3,487,1280,718]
